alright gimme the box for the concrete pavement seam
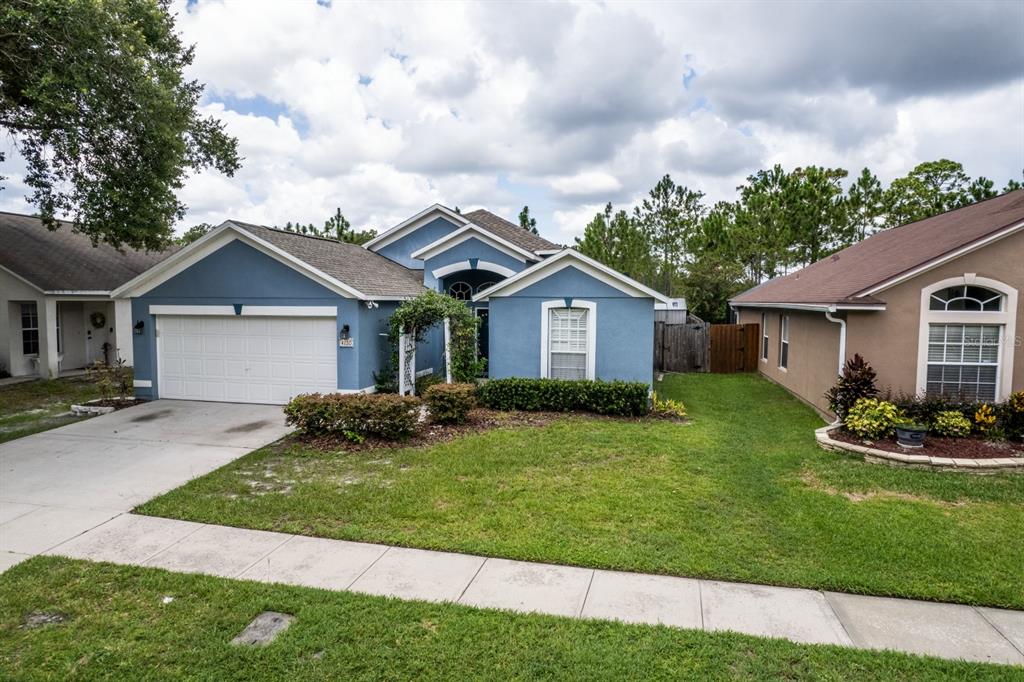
[231,533,298,579]
[345,545,392,590]
[575,569,596,618]
[974,605,1024,659]
[821,591,855,646]
[456,556,489,604]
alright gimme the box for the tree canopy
[518,205,539,234]
[574,160,1022,322]
[279,207,376,245]
[0,0,240,250]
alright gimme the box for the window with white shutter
[548,307,589,380]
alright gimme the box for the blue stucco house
[113,204,671,403]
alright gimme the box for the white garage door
[157,315,337,404]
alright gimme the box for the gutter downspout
[824,307,846,375]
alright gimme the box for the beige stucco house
[731,190,1024,416]
[0,212,169,379]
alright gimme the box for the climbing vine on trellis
[386,290,485,385]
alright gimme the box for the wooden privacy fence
[655,321,760,374]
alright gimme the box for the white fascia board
[111,220,236,298]
[535,249,564,256]
[0,264,45,293]
[364,204,468,251]
[44,290,112,296]
[112,222,368,300]
[730,301,887,312]
[411,224,533,263]
[432,260,518,279]
[474,249,672,303]
[856,220,1024,298]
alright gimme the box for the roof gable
[731,190,1024,307]
[364,204,468,252]
[473,248,671,303]
[114,222,426,300]
[411,224,537,263]
[461,209,561,253]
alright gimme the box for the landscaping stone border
[814,424,1024,472]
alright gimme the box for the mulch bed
[289,408,687,453]
[831,429,1024,459]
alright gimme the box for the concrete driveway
[0,400,291,571]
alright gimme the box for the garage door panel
[158,314,337,404]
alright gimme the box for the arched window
[447,281,473,301]
[917,277,1017,402]
[929,285,1003,312]
[475,281,497,293]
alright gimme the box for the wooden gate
[654,320,710,373]
[709,323,760,373]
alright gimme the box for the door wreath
[90,311,106,329]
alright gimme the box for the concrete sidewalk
[28,512,1024,667]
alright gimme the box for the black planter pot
[895,425,928,448]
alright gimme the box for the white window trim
[778,314,790,371]
[540,299,596,380]
[431,260,517,279]
[20,301,40,356]
[916,274,1017,401]
[760,313,768,362]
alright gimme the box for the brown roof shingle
[230,221,427,298]
[462,209,562,253]
[0,212,173,292]
[731,190,1024,306]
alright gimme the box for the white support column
[443,317,452,383]
[38,297,59,379]
[114,299,134,366]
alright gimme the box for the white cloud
[2,0,1020,242]
[551,172,623,198]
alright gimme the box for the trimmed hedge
[476,378,649,417]
[284,393,420,440]
[424,383,476,424]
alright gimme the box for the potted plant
[895,420,928,448]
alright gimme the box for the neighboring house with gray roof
[112,204,669,403]
[0,212,171,378]
[731,190,1024,415]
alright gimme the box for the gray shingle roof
[462,209,562,253]
[0,212,173,292]
[230,221,427,298]
[731,190,1024,306]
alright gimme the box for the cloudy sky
[2,0,1022,244]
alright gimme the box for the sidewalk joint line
[346,545,391,590]
[974,605,1024,658]
[137,518,208,565]
[457,557,489,603]
[576,569,596,618]
[40,511,124,556]
[141,520,211,565]
[821,591,854,645]
[233,533,298,579]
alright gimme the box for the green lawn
[137,373,1024,610]
[0,376,102,443]
[1,557,1017,680]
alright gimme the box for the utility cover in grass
[230,611,294,646]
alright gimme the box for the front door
[475,307,489,376]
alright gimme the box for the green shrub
[284,393,420,441]
[652,391,687,419]
[424,383,476,424]
[931,410,972,438]
[476,378,650,417]
[824,354,878,420]
[415,372,444,396]
[844,398,903,440]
